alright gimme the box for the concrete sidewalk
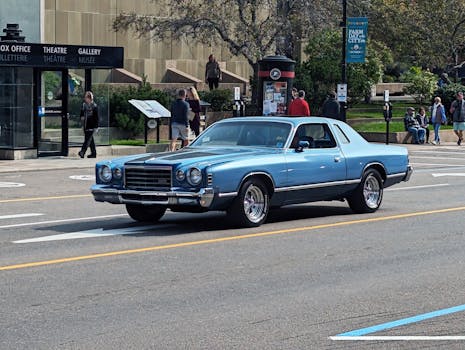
[0,145,147,173]
[0,142,463,174]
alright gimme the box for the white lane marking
[330,336,465,341]
[432,173,465,177]
[411,162,462,167]
[0,182,26,188]
[0,214,127,230]
[0,213,44,220]
[412,156,465,161]
[385,183,449,191]
[13,225,169,243]
[412,150,465,155]
[69,175,94,181]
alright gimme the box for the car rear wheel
[227,178,269,227]
[126,204,166,222]
[348,169,383,213]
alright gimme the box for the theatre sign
[0,43,123,68]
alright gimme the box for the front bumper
[91,185,215,208]
[403,164,413,182]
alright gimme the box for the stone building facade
[0,0,251,86]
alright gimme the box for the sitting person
[415,106,430,143]
[404,107,426,144]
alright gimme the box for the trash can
[257,55,296,116]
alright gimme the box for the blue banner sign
[346,17,368,63]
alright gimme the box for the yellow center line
[0,194,92,203]
[2,206,465,272]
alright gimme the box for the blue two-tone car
[91,117,412,227]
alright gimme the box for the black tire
[227,178,270,227]
[126,204,166,222]
[347,169,383,213]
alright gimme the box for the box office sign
[0,43,123,68]
[346,17,368,64]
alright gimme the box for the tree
[295,29,390,109]
[400,66,437,105]
[113,0,339,68]
[355,0,465,74]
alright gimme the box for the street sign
[337,84,347,102]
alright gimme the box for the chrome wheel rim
[243,184,267,223]
[363,174,381,209]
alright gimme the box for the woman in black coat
[78,91,99,158]
[187,86,201,137]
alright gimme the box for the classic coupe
[91,117,412,227]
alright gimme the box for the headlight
[98,165,112,182]
[113,167,122,179]
[176,169,185,181]
[187,167,202,186]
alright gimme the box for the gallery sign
[346,17,368,63]
[0,43,124,68]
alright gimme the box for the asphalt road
[2,146,465,349]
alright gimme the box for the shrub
[400,66,437,104]
[433,83,465,116]
[109,80,171,137]
[199,89,233,111]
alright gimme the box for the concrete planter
[359,129,457,144]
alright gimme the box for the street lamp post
[341,0,347,122]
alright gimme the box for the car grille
[124,166,172,191]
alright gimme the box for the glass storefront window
[67,69,110,147]
[92,69,111,146]
[0,67,34,148]
[68,69,86,147]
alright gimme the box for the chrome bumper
[403,164,413,182]
[91,185,215,208]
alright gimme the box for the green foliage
[400,67,437,104]
[198,89,233,111]
[351,121,406,133]
[109,80,171,138]
[433,83,465,115]
[296,29,389,110]
[43,71,61,100]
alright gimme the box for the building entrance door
[35,69,69,156]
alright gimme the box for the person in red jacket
[288,90,310,116]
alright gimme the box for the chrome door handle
[334,157,341,162]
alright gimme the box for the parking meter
[383,102,393,144]
[383,102,392,121]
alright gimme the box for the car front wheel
[348,169,383,213]
[227,178,269,227]
[126,204,166,222]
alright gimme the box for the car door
[282,123,348,204]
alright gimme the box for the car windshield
[190,121,292,148]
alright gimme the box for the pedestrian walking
[187,86,201,137]
[321,91,340,120]
[450,91,465,145]
[205,54,221,90]
[78,91,98,158]
[170,89,190,152]
[288,90,310,116]
[430,96,446,145]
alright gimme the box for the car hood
[123,146,282,168]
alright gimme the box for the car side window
[334,124,350,144]
[293,123,336,148]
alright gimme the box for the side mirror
[295,140,309,152]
